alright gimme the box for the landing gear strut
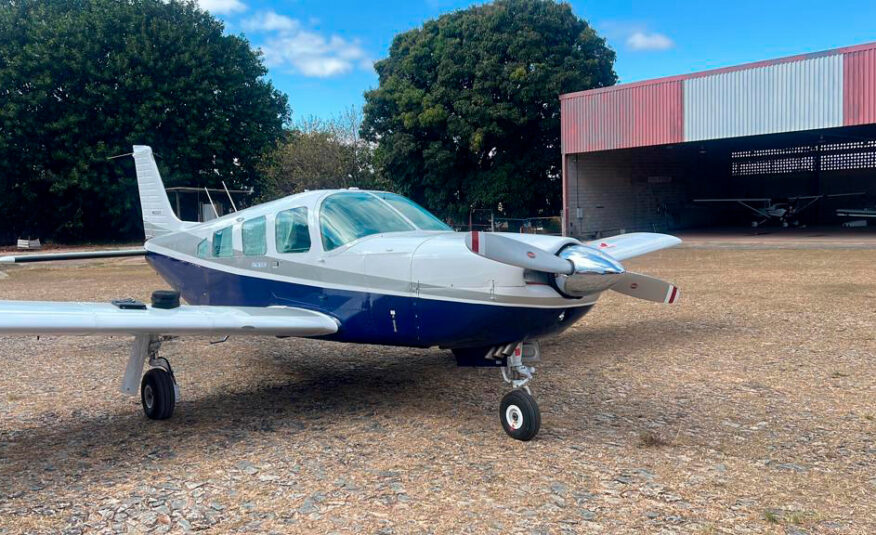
[122,334,179,420]
[495,341,541,441]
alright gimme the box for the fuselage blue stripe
[147,252,591,348]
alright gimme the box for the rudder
[132,145,183,240]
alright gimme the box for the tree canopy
[361,0,616,223]
[0,0,289,242]
[260,108,379,200]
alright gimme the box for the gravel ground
[0,247,874,534]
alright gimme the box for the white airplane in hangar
[0,146,681,441]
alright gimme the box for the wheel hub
[505,404,523,430]
[143,384,154,410]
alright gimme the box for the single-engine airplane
[0,146,682,440]
[694,192,865,228]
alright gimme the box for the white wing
[0,301,338,337]
[584,232,682,261]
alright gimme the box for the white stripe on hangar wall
[683,54,844,142]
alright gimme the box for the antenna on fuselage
[221,181,238,212]
[203,187,220,219]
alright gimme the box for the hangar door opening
[565,125,876,238]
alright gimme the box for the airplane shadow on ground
[0,317,732,494]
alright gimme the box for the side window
[275,207,311,253]
[242,216,267,256]
[212,226,233,257]
[196,239,208,258]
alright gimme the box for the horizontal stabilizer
[0,301,339,337]
[0,248,146,264]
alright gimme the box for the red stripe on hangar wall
[560,80,683,154]
[844,47,876,126]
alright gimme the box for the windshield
[320,191,415,251]
[373,192,451,231]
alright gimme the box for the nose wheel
[500,389,540,441]
[495,341,541,441]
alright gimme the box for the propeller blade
[610,272,680,304]
[465,231,573,274]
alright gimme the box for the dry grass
[0,246,874,533]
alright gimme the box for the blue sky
[199,0,876,122]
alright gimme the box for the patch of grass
[638,430,670,447]
[763,510,780,524]
[830,371,849,378]
[863,413,874,422]
[786,511,808,525]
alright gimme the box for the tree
[361,0,616,223]
[261,107,378,198]
[0,0,289,242]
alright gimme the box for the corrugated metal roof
[683,54,843,142]
[844,47,876,126]
[561,80,682,153]
[561,41,876,154]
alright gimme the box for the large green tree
[261,107,379,199]
[362,0,616,222]
[0,0,289,242]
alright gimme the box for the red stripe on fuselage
[472,231,480,254]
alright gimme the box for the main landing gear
[122,334,179,420]
[455,341,542,441]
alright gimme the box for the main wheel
[500,389,540,441]
[141,368,176,420]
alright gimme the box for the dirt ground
[0,245,874,534]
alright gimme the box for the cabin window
[275,207,311,253]
[212,226,233,257]
[242,216,267,256]
[196,239,208,258]
[319,191,414,251]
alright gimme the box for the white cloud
[242,11,298,32]
[243,11,372,78]
[197,0,247,15]
[626,31,674,51]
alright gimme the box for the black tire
[499,389,540,441]
[141,368,175,420]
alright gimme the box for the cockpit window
[319,191,415,251]
[372,192,450,231]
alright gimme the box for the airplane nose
[553,245,625,296]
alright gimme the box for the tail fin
[132,145,183,240]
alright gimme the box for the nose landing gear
[495,341,541,441]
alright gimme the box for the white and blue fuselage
[145,189,595,350]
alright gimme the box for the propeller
[465,231,575,275]
[464,231,679,304]
[610,272,679,304]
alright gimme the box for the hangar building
[560,41,876,238]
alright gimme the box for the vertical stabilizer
[132,145,182,240]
